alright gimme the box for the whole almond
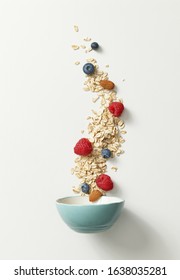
[89,190,102,202]
[99,80,115,90]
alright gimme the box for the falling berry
[83,63,95,75]
[91,42,99,50]
[96,174,113,191]
[74,138,93,156]
[81,183,90,194]
[108,102,124,117]
[101,148,111,159]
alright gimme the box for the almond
[89,189,102,202]
[99,80,115,90]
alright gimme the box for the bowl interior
[56,196,124,206]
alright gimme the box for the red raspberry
[74,138,93,156]
[108,102,124,117]
[96,174,113,191]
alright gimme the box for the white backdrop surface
[0,0,180,259]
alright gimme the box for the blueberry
[91,42,99,50]
[83,63,95,75]
[81,183,90,194]
[101,148,111,159]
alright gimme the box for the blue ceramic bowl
[56,196,125,233]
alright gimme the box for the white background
[0,0,180,260]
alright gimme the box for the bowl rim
[56,195,125,207]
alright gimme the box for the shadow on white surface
[96,46,103,53]
[122,108,133,123]
[92,208,172,259]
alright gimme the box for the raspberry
[96,174,113,191]
[74,138,93,156]
[108,102,124,117]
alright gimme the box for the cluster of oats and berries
[71,25,126,202]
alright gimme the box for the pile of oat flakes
[71,25,126,201]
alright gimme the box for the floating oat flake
[72,45,79,50]
[74,25,79,32]
[111,166,118,172]
[84,37,91,41]
[92,96,100,103]
[85,48,92,53]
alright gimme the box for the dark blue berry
[101,148,111,159]
[91,42,99,50]
[83,63,95,75]
[81,183,90,194]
